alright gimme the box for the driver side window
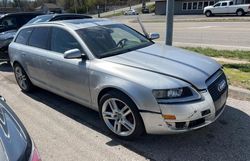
[214,3,221,7]
[50,27,82,54]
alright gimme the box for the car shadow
[0,62,12,72]
[25,89,250,161]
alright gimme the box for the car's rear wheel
[99,90,144,139]
[205,10,212,17]
[236,9,244,16]
[14,64,34,92]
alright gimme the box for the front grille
[207,72,228,102]
[175,122,186,129]
[188,118,205,128]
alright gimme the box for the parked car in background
[9,19,228,139]
[0,96,41,161]
[26,13,92,25]
[141,7,150,14]
[124,9,139,15]
[0,13,92,63]
[204,1,250,16]
[0,12,43,62]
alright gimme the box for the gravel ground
[0,62,250,161]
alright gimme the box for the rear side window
[28,27,50,49]
[50,27,82,53]
[15,28,33,45]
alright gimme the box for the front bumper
[140,88,228,134]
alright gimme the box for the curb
[229,86,250,101]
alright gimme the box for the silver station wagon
[9,19,228,139]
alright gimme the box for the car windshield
[77,24,153,58]
[27,15,52,24]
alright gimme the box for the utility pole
[165,0,174,46]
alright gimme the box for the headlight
[152,87,201,103]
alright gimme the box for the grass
[184,47,250,90]
[224,67,250,90]
[184,47,250,61]
[223,63,250,73]
[222,63,250,90]
[102,11,123,18]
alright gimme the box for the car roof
[25,18,120,30]
[1,12,42,17]
[36,13,92,19]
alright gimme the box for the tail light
[30,145,41,161]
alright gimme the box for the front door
[212,2,222,13]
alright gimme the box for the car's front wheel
[14,64,34,92]
[205,10,212,17]
[99,90,144,139]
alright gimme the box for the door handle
[46,59,53,65]
[21,52,26,57]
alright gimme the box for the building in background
[154,0,250,15]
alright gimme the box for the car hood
[0,30,17,41]
[103,44,221,90]
[204,6,214,10]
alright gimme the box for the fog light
[162,114,176,120]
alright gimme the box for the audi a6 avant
[9,19,228,139]
[0,96,41,161]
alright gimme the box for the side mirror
[0,96,6,102]
[64,49,84,59]
[148,32,160,40]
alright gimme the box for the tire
[205,10,212,17]
[236,9,244,16]
[99,90,144,140]
[13,63,34,92]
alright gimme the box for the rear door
[25,27,51,85]
[44,27,91,106]
[219,2,229,13]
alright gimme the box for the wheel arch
[236,8,244,12]
[13,60,22,67]
[97,87,140,110]
[13,60,32,82]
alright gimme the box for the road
[0,62,250,161]
[111,15,250,50]
[93,2,155,18]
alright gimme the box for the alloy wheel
[15,66,28,90]
[206,11,211,17]
[102,98,136,136]
[237,10,243,16]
